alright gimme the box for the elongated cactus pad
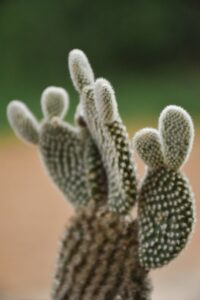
[82,79,137,214]
[52,202,152,300]
[133,105,195,269]
[7,101,40,144]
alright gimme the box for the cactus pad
[133,105,195,269]
[7,55,107,207]
[82,79,137,214]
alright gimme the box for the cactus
[7,49,196,300]
[133,105,195,269]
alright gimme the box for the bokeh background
[0,1,200,299]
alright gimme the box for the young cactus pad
[133,105,195,269]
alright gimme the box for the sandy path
[0,135,199,300]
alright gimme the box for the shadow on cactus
[7,49,196,300]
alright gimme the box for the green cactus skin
[84,138,108,202]
[52,202,152,300]
[133,105,195,269]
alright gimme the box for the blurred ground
[0,128,200,300]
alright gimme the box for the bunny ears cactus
[7,49,196,274]
[133,106,195,269]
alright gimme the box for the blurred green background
[1,0,200,131]
[1,2,200,300]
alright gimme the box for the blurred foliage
[0,0,200,131]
